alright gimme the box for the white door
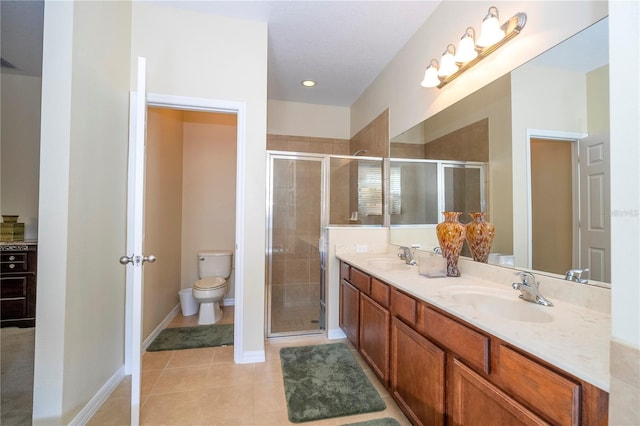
[579,132,610,282]
[121,57,155,426]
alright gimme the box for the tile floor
[0,326,35,426]
[89,307,411,425]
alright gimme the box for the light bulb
[438,45,459,77]
[477,7,505,47]
[455,28,478,63]
[420,60,440,88]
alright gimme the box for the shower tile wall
[267,134,350,155]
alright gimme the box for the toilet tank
[198,250,233,279]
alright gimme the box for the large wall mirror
[389,17,610,287]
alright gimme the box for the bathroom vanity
[338,253,609,426]
[1,242,38,327]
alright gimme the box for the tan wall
[144,107,184,339]
[587,65,610,135]
[131,2,267,356]
[267,99,350,139]
[181,111,237,302]
[0,74,41,239]
[34,1,132,423]
[424,119,488,162]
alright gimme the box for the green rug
[146,324,233,351]
[341,418,401,426]
[280,343,386,423]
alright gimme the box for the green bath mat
[341,418,401,426]
[146,324,233,351]
[280,342,386,423]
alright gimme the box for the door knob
[143,255,157,264]
[119,255,134,265]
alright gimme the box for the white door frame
[525,129,587,269]
[124,93,247,371]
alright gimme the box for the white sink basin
[446,288,554,323]
[366,258,412,271]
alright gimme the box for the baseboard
[223,297,235,306]
[327,327,347,340]
[237,349,265,364]
[68,366,125,426]
[142,304,180,351]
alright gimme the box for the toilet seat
[194,277,226,290]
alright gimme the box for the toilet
[192,250,232,325]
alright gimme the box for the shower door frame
[265,151,329,338]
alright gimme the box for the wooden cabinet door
[360,292,390,386]
[339,279,359,348]
[390,317,445,426]
[451,358,550,426]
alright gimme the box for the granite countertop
[0,240,38,249]
[336,252,610,392]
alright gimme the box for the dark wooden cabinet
[391,316,445,426]
[451,358,548,426]
[338,259,609,426]
[360,292,390,385]
[1,245,37,327]
[339,278,360,347]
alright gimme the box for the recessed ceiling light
[301,80,316,87]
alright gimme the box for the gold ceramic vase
[436,212,466,277]
[465,212,495,263]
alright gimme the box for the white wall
[181,111,237,304]
[33,1,131,423]
[0,73,41,239]
[267,99,350,139]
[131,2,268,359]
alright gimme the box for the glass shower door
[267,154,325,337]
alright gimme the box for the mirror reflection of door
[579,133,611,282]
[530,135,611,281]
[530,138,576,275]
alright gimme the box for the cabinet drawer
[497,344,580,426]
[417,303,490,374]
[390,288,417,326]
[1,298,28,320]
[1,261,27,273]
[340,261,350,282]
[1,276,28,298]
[350,267,371,293]
[370,278,390,308]
[1,252,27,263]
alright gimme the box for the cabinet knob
[9,255,15,261]
[9,264,15,269]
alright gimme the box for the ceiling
[155,1,441,106]
[1,0,440,107]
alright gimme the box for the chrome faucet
[398,246,417,265]
[565,268,589,284]
[512,272,553,307]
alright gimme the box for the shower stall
[266,153,326,337]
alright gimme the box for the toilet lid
[194,277,226,290]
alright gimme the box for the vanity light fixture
[301,80,316,87]
[421,7,527,89]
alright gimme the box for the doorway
[530,137,576,274]
[266,153,326,337]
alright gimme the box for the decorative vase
[465,212,495,263]
[436,212,466,277]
